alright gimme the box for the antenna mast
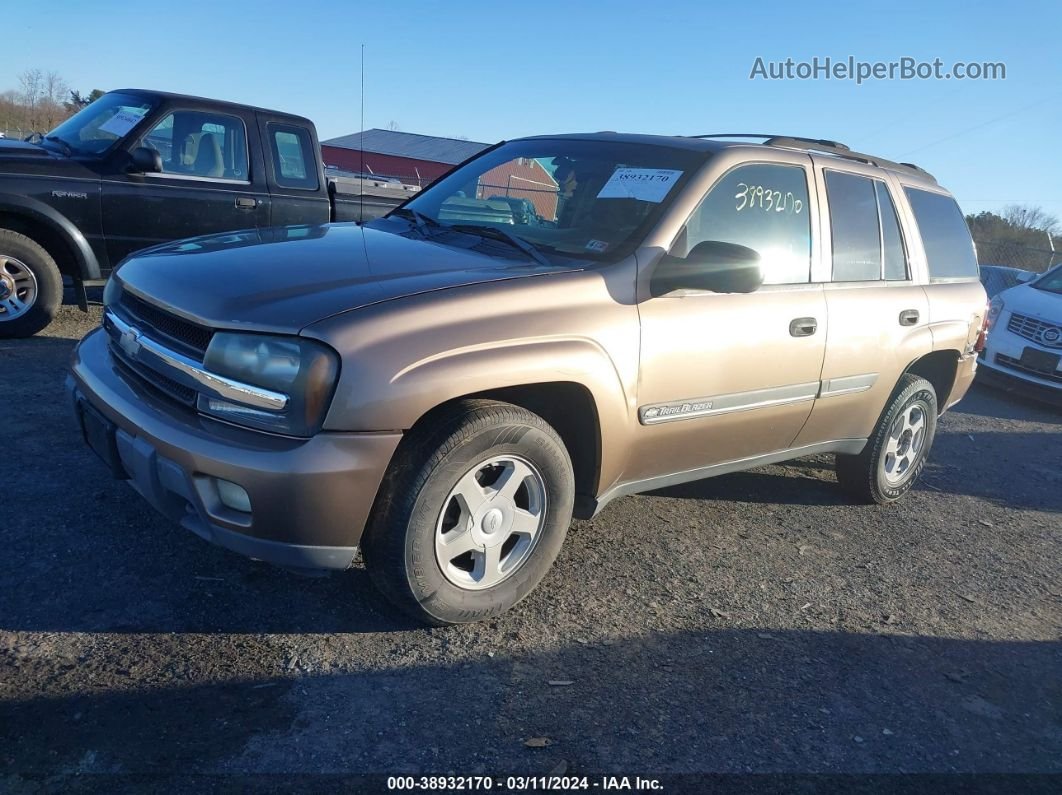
[359,43,365,223]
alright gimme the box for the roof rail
[689,133,935,183]
[691,133,851,151]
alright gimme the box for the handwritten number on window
[734,182,803,214]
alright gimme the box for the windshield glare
[1033,265,1062,294]
[397,139,705,261]
[45,92,156,155]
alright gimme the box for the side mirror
[651,240,763,296]
[130,146,162,174]
[1015,270,1036,284]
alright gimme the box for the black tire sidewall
[872,383,937,501]
[402,418,574,624]
[0,231,63,338]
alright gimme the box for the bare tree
[1002,204,1059,235]
[44,71,68,105]
[18,69,43,110]
[387,120,400,131]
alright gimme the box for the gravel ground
[1,303,1060,791]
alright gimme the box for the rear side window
[681,163,812,285]
[876,182,908,280]
[269,124,319,190]
[825,171,911,282]
[904,188,978,279]
[826,171,881,281]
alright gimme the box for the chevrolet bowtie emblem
[119,326,143,358]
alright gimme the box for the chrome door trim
[818,373,879,398]
[639,381,820,425]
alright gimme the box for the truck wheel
[362,399,575,625]
[0,230,63,338]
[835,374,938,504]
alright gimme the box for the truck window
[140,111,249,182]
[681,163,812,285]
[904,188,979,279]
[268,124,319,190]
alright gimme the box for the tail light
[975,299,997,353]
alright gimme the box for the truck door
[630,157,828,482]
[100,105,269,264]
[255,112,331,227]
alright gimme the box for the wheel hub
[882,402,928,486]
[434,454,548,590]
[0,256,38,320]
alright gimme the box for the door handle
[899,309,920,326]
[235,196,258,210]
[789,317,818,337]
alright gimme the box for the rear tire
[361,399,575,626]
[836,374,938,504]
[0,229,63,338]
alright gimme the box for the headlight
[987,296,1005,329]
[198,333,340,436]
[103,277,121,307]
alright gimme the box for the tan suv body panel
[306,143,984,516]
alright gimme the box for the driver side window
[680,163,812,285]
[141,111,249,181]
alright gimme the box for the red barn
[320,129,490,187]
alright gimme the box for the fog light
[216,479,251,513]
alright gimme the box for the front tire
[836,374,938,504]
[0,229,63,338]
[361,400,575,625]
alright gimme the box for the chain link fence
[975,240,1060,274]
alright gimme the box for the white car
[979,263,1062,401]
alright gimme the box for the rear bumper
[69,327,402,571]
[944,352,979,411]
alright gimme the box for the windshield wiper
[44,135,75,156]
[390,207,443,237]
[448,223,552,267]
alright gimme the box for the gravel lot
[2,303,1060,791]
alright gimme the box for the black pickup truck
[0,89,409,337]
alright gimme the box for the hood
[113,223,576,333]
[1002,281,1062,323]
[0,138,61,160]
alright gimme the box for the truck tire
[835,374,938,504]
[361,399,575,625]
[0,229,63,338]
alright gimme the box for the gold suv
[69,133,988,624]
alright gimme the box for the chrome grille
[116,291,214,356]
[1006,312,1062,349]
[995,353,1062,385]
[113,348,197,405]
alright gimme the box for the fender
[0,192,102,280]
[324,335,635,496]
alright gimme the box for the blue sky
[3,0,1060,222]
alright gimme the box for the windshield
[1032,264,1062,295]
[391,138,706,262]
[44,92,156,156]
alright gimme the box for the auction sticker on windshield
[99,108,148,138]
[597,168,683,202]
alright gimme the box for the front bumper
[979,323,1062,396]
[69,328,402,571]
